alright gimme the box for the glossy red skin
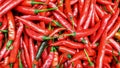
[59,46,76,55]
[77,0,91,30]
[0,0,12,11]
[48,2,67,19]
[42,51,54,68]
[107,20,120,39]
[29,38,35,63]
[9,22,23,63]
[96,31,107,68]
[53,12,74,33]
[83,0,94,29]
[96,0,114,5]
[13,59,19,68]
[51,40,85,49]
[106,8,119,32]
[92,14,111,44]
[16,16,49,35]
[0,0,23,17]
[7,11,15,40]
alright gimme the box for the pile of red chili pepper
[0,0,119,68]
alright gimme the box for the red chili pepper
[73,60,83,68]
[15,6,57,15]
[16,16,49,35]
[92,14,111,44]
[58,46,76,55]
[70,0,78,5]
[21,49,28,68]
[52,12,74,32]
[0,42,7,61]
[49,28,66,37]
[65,0,77,27]
[107,19,120,39]
[0,0,23,17]
[48,2,67,19]
[9,22,23,64]
[77,0,91,30]
[113,0,119,10]
[21,0,46,7]
[69,51,86,63]
[25,28,51,41]
[42,47,55,68]
[96,30,107,68]
[51,40,84,49]
[95,4,105,19]
[29,38,35,63]
[108,38,120,53]
[106,8,119,32]
[23,32,29,51]
[96,0,114,5]
[0,0,12,11]
[83,0,94,29]
[76,21,100,38]
[41,48,48,62]
[6,11,15,49]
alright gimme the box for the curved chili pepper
[0,0,23,17]
[42,47,55,68]
[65,0,77,27]
[106,5,115,14]
[48,2,67,19]
[29,38,35,63]
[15,6,57,15]
[0,0,12,11]
[52,12,74,32]
[6,11,15,50]
[58,46,76,55]
[49,28,66,37]
[76,21,100,38]
[92,14,111,44]
[108,38,120,53]
[25,28,51,41]
[21,49,28,68]
[21,0,45,7]
[41,47,48,62]
[51,40,84,49]
[105,48,118,56]
[96,0,114,5]
[21,15,62,27]
[106,8,119,32]
[77,0,91,30]
[9,22,23,64]
[0,42,7,61]
[83,0,94,29]
[95,4,105,19]
[16,16,49,35]
[22,41,32,68]
[96,31,107,68]
[107,19,120,39]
